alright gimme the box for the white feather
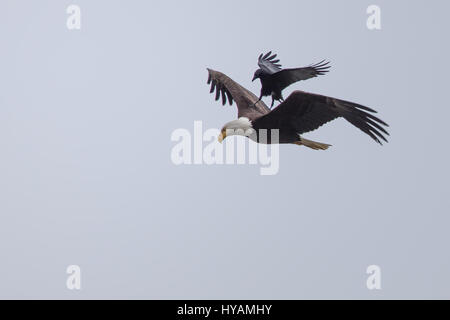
[222,117,255,139]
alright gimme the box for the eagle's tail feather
[295,138,331,150]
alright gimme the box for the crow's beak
[252,75,257,82]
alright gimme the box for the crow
[252,52,331,108]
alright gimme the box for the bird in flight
[252,51,330,108]
[207,68,389,149]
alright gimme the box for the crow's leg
[253,94,263,107]
[271,95,284,108]
[269,98,283,109]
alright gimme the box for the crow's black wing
[272,61,330,90]
[252,90,389,144]
[207,69,271,120]
[258,51,282,74]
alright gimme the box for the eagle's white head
[218,117,255,143]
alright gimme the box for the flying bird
[207,68,389,149]
[252,51,331,108]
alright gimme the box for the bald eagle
[207,68,389,150]
[252,51,331,107]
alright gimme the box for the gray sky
[0,0,449,299]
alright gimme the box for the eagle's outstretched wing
[253,90,389,144]
[272,61,331,91]
[207,68,271,121]
[258,51,282,74]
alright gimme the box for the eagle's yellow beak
[218,130,226,143]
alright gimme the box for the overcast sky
[0,0,449,299]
